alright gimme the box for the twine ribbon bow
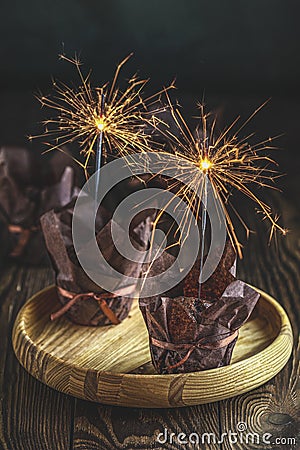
[151,330,238,370]
[8,224,36,257]
[51,285,135,325]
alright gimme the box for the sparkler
[147,95,287,264]
[33,53,172,186]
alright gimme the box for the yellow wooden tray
[12,285,293,408]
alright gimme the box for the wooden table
[0,203,299,450]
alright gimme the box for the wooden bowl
[12,285,293,408]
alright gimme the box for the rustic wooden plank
[218,352,299,450]
[73,401,220,449]
[0,265,75,450]
[0,265,19,394]
[219,231,299,449]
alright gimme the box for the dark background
[0,0,299,232]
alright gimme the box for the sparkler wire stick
[197,104,209,302]
[95,92,105,204]
[198,173,208,303]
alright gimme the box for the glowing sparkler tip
[96,119,105,131]
[200,158,213,172]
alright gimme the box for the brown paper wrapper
[139,241,260,373]
[41,200,156,326]
[0,146,79,264]
[0,205,11,266]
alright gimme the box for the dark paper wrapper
[0,206,10,266]
[139,241,260,373]
[41,200,156,326]
[0,146,79,264]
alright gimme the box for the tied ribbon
[51,285,135,325]
[151,330,238,371]
[8,224,36,257]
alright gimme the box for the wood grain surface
[11,285,293,408]
[0,202,299,449]
[0,267,74,450]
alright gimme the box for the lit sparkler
[148,95,287,259]
[33,53,171,180]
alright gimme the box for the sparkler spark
[33,53,172,178]
[147,96,287,258]
[200,158,213,171]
